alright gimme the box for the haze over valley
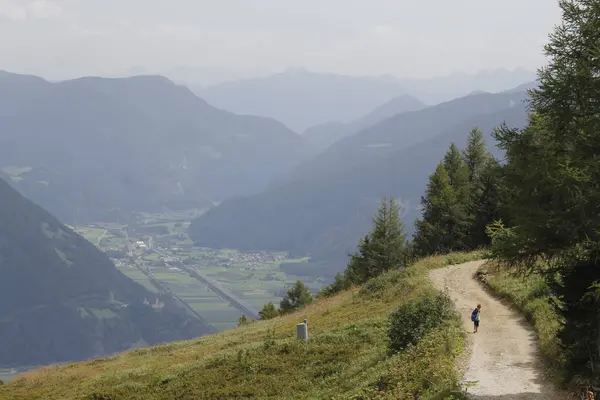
[4,1,590,398]
[0,66,536,378]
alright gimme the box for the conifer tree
[470,157,502,247]
[345,197,408,284]
[462,128,497,248]
[443,143,470,196]
[259,302,279,320]
[345,235,375,284]
[489,0,600,376]
[279,281,313,314]
[413,163,460,255]
[462,128,489,184]
[237,314,251,327]
[369,197,409,272]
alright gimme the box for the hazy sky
[0,0,562,81]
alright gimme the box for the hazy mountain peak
[0,71,315,224]
[302,93,425,150]
[194,68,536,132]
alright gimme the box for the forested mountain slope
[0,177,213,367]
[189,92,528,272]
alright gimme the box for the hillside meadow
[0,252,484,400]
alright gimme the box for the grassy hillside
[0,252,483,400]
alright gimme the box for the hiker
[471,304,481,333]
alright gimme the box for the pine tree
[345,235,375,284]
[279,281,313,314]
[462,128,489,184]
[444,143,471,246]
[443,143,470,195]
[259,302,279,320]
[489,0,600,377]
[470,157,502,247]
[413,163,460,255]
[345,197,408,284]
[369,197,409,273]
[461,128,498,248]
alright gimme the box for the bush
[388,292,455,353]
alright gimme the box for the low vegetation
[0,252,483,400]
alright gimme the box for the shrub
[388,292,454,353]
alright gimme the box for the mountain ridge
[302,94,426,150]
[195,68,536,131]
[0,71,315,224]
[189,90,529,271]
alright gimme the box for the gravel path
[429,260,567,399]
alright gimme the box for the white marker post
[296,320,308,341]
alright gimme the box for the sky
[0,0,563,82]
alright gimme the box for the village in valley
[72,210,325,331]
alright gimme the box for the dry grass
[0,252,484,400]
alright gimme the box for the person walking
[471,304,481,333]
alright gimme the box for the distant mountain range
[0,71,315,224]
[188,87,531,274]
[303,94,426,150]
[0,177,214,368]
[193,68,536,132]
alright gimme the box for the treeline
[484,0,600,383]
[412,129,501,256]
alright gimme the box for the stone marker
[296,321,308,341]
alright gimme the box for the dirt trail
[430,260,566,399]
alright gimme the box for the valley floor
[430,261,567,399]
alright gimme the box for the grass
[475,261,567,384]
[0,252,483,400]
[116,267,160,294]
[74,227,106,245]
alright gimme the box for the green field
[74,226,106,245]
[116,266,160,294]
[75,211,329,331]
[116,264,243,329]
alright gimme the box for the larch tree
[489,0,600,378]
